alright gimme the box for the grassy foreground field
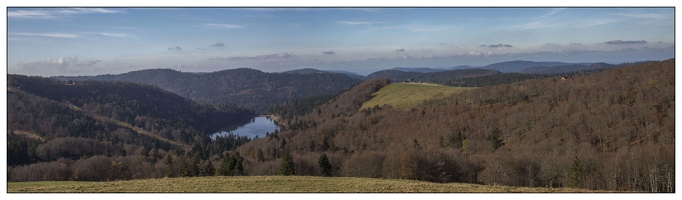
[360,82,471,111]
[7,176,601,193]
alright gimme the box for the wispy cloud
[10,32,136,39]
[504,20,563,30]
[604,40,647,45]
[485,44,513,48]
[96,32,136,39]
[8,8,123,19]
[10,32,82,38]
[382,24,458,32]
[211,53,295,61]
[204,23,243,28]
[338,21,384,25]
[541,8,566,18]
[211,42,225,47]
[612,12,670,20]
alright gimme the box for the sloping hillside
[236,59,674,192]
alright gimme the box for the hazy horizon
[8,7,675,77]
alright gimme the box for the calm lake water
[210,116,282,140]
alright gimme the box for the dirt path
[66,104,190,151]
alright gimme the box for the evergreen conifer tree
[257,149,265,162]
[202,161,215,176]
[279,148,295,176]
[164,154,175,178]
[318,153,332,177]
[568,156,583,188]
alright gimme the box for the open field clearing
[360,82,472,110]
[7,176,604,193]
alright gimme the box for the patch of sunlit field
[361,82,472,111]
[8,176,604,193]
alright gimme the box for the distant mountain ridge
[54,68,362,113]
[283,68,365,80]
[480,60,579,73]
[521,62,616,74]
[366,68,498,83]
[388,67,448,73]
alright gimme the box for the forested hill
[8,75,254,145]
[54,68,362,113]
[236,58,674,192]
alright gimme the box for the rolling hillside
[236,59,674,192]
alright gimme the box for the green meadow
[361,82,471,111]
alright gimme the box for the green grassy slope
[7,176,602,193]
[360,82,472,110]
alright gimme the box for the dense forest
[7,75,255,181]
[237,59,674,192]
[53,68,361,113]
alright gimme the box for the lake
[210,116,282,140]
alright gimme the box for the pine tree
[257,149,265,162]
[202,161,215,176]
[439,135,445,148]
[318,153,332,177]
[189,153,201,176]
[321,136,330,151]
[164,154,175,178]
[567,156,583,188]
[279,148,295,176]
[217,152,231,176]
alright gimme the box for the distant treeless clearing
[360,82,472,111]
[7,176,605,193]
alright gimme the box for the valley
[6,58,675,193]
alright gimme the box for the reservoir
[210,116,282,140]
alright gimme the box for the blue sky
[6,7,675,76]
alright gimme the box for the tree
[279,148,295,176]
[257,149,265,162]
[567,156,583,188]
[217,152,232,176]
[321,136,330,151]
[318,153,332,177]
[202,161,215,176]
[189,153,201,176]
[164,154,175,178]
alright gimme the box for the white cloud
[16,56,102,73]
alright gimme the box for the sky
[6,7,675,76]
